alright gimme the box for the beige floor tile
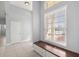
[0,40,40,57]
[0,47,5,57]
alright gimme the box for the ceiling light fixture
[24,2,30,6]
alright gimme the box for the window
[44,1,61,10]
[44,2,67,46]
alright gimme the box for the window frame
[44,5,67,46]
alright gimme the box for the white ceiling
[0,1,32,19]
[9,1,32,11]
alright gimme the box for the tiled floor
[0,40,40,57]
[0,37,6,47]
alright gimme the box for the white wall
[10,20,22,43]
[6,2,32,44]
[32,1,41,43]
[21,20,32,41]
[40,1,79,53]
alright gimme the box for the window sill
[45,39,66,46]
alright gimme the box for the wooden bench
[33,41,79,57]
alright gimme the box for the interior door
[10,21,21,43]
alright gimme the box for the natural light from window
[44,1,67,46]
